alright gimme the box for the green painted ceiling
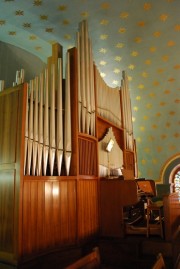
[0,0,179,180]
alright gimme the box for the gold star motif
[153,31,161,37]
[141,159,146,165]
[174,133,179,138]
[101,3,110,9]
[120,12,129,19]
[23,23,31,28]
[40,15,48,20]
[148,136,155,141]
[174,65,180,69]
[143,116,148,120]
[144,3,152,10]
[153,81,159,86]
[166,122,171,128]
[29,35,37,40]
[137,21,145,27]
[144,148,150,153]
[162,55,169,62]
[0,20,6,25]
[167,40,175,46]
[136,96,141,100]
[133,106,139,111]
[168,77,175,82]
[164,90,170,94]
[99,48,107,54]
[118,27,126,33]
[64,34,71,40]
[81,11,89,17]
[114,56,122,61]
[169,145,176,151]
[134,37,142,43]
[150,46,157,52]
[131,51,138,57]
[174,24,180,31]
[100,20,109,25]
[62,20,70,25]
[157,68,165,73]
[113,68,120,74]
[46,28,53,33]
[161,134,167,139]
[100,34,108,40]
[9,31,16,35]
[128,64,135,70]
[33,0,42,6]
[100,72,106,78]
[152,159,158,164]
[116,43,124,48]
[58,5,67,11]
[142,72,148,77]
[100,61,107,66]
[152,124,157,129]
[149,92,156,97]
[137,137,142,143]
[157,146,163,153]
[138,84,145,89]
[140,126,145,131]
[160,14,168,21]
[112,80,118,85]
[128,76,132,81]
[146,103,152,109]
[15,10,24,16]
[169,111,175,116]
[156,112,161,117]
[175,99,180,104]
[145,59,151,65]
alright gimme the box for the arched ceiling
[0,0,179,180]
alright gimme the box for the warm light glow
[52,186,59,196]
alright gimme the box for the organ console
[100,177,164,238]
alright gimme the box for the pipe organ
[0,20,137,268]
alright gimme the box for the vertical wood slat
[0,170,15,252]
[78,137,97,176]
[22,178,77,256]
[0,90,19,164]
[77,179,99,241]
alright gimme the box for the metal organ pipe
[43,68,49,176]
[77,20,96,136]
[56,58,63,176]
[37,73,44,176]
[64,52,72,176]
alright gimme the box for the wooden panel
[163,192,180,241]
[0,90,19,164]
[22,178,77,257]
[0,169,15,252]
[77,179,99,241]
[100,179,138,237]
[124,150,135,170]
[78,136,98,176]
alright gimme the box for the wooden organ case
[0,20,137,268]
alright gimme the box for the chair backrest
[152,253,166,269]
[64,247,100,269]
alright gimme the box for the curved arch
[159,154,180,186]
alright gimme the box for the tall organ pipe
[56,58,63,176]
[64,52,72,176]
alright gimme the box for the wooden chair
[147,198,164,238]
[151,253,166,269]
[64,247,100,269]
